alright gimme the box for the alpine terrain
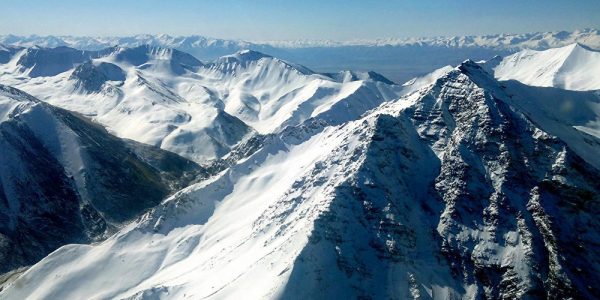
[3,28,600,83]
[0,37,599,300]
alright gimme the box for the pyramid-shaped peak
[490,42,600,90]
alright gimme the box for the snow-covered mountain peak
[0,84,38,122]
[69,61,126,93]
[327,70,396,85]
[212,49,271,67]
[13,46,97,77]
[457,59,498,82]
[231,49,271,61]
[211,49,313,75]
[106,44,203,68]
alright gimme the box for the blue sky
[1,0,599,40]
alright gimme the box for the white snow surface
[2,43,600,299]
[492,43,600,91]
[0,105,383,299]
[0,46,405,163]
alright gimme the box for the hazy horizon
[1,0,599,41]
[1,27,599,43]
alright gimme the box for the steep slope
[0,84,202,275]
[0,45,21,64]
[198,50,401,133]
[492,43,600,91]
[3,61,598,299]
[0,47,402,163]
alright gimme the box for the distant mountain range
[2,28,600,50]
[2,29,599,83]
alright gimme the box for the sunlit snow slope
[0,46,401,163]
[3,58,599,299]
[491,43,600,91]
[0,84,201,274]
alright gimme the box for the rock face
[2,55,598,299]
[400,62,599,299]
[282,62,600,299]
[0,85,202,274]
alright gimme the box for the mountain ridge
[491,43,600,90]
[2,55,598,299]
[3,28,599,84]
[0,45,403,163]
[0,84,204,274]
[2,28,600,50]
